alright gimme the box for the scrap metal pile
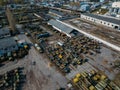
[46,35,101,74]
[0,42,29,63]
[72,71,120,90]
[0,67,26,90]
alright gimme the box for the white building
[112,2,120,8]
[109,2,120,18]
[81,13,120,30]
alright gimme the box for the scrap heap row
[72,70,120,90]
[0,67,26,90]
[46,35,101,74]
[0,42,29,63]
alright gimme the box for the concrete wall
[81,14,120,30]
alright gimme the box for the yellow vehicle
[89,85,96,90]
[101,75,106,80]
[76,73,81,78]
[90,70,95,75]
[73,78,79,83]
[59,54,62,59]
[24,45,28,49]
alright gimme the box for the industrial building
[48,9,78,20]
[48,19,76,37]
[48,9,65,19]
[109,1,120,18]
[49,9,64,17]
[79,4,90,12]
[0,28,11,39]
[81,13,120,30]
[0,37,18,55]
[112,2,120,8]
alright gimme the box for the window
[114,26,118,29]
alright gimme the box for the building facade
[81,13,120,30]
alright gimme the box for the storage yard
[71,71,120,90]
[0,34,68,90]
[0,67,26,90]
[0,6,120,90]
[46,35,101,74]
[65,18,120,47]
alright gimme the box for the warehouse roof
[48,19,74,34]
[49,9,64,17]
[82,13,120,25]
[0,28,10,36]
[0,37,17,49]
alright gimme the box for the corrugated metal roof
[48,19,73,34]
[49,9,64,16]
[0,37,17,49]
[0,28,10,36]
[82,13,120,25]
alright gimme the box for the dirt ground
[23,47,68,90]
[18,35,68,90]
[0,35,68,90]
